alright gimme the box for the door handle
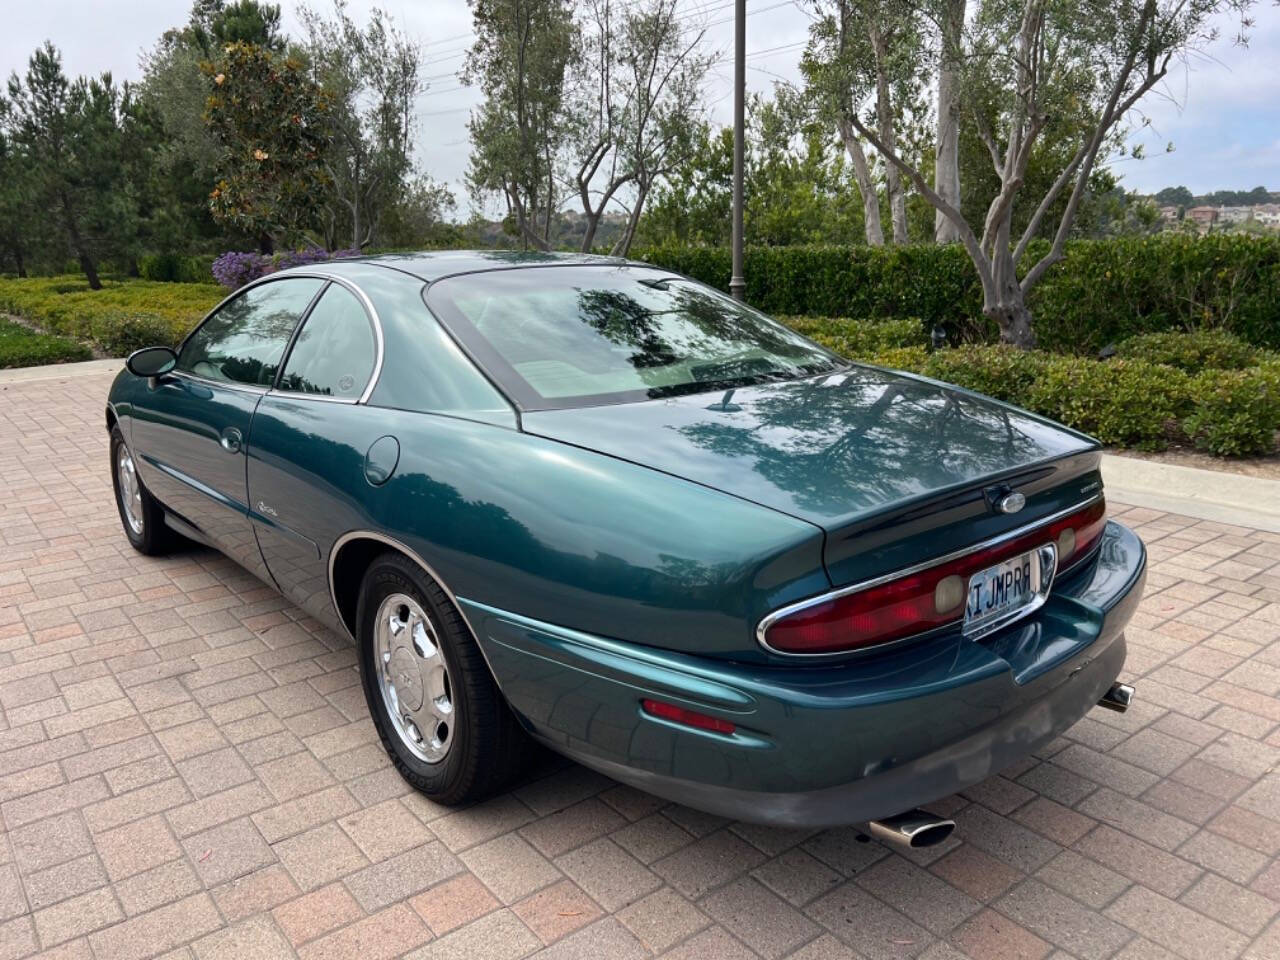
[220,428,243,453]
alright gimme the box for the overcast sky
[4,0,1277,215]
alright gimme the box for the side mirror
[126,346,178,378]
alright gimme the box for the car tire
[356,552,528,805]
[110,424,176,555]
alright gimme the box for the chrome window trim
[172,270,385,404]
[755,493,1105,658]
[169,370,270,395]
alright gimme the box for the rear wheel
[355,552,528,804]
[110,425,175,555]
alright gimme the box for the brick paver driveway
[1,368,1278,960]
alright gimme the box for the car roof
[280,250,642,284]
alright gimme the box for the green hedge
[138,253,216,284]
[639,234,1280,351]
[0,276,223,352]
[796,319,1280,456]
[0,318,92,368]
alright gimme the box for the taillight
[761,498,1107,656]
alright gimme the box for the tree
[378,173,458,247]
[180,0,286,56]
[933,0,965,242]
[0,125,40,276]
[137,1,287,254]
[464,0,577,250]
[802,0,928,246]
[566,0,712,254]
[204,41,332,252]
[1154,185,1193,208]
[300,1,424,249]
[1,43,146,288]
[840,0,1256,346]
[637,92,871,247]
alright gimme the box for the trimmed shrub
[88,311,184,354]
[1024,357,1191,449]
[0,318,92,368]
[0,276,222,353]
[139,253,216,284]
[858,345,931,372]
[638,234,1280,350]
[1114,329,1264,372]
[1183,368,1280,457]
[786,315,928,356]
[921,345,1050,404]
[640,245,985,336]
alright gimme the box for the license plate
[964,549,1042,637]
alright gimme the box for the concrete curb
[1102,453,1280,533]
[0,357,123,384]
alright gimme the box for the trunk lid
[522,366,1103,586]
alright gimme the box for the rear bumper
[463,520,1146,827]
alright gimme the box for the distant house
[1186,206,1218,228]
[1158,205,1180,223]
[1254,204,1280,227]
[1218,206,1251,224]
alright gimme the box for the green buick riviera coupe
[107,252,1143,846]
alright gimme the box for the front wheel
[110,425,175,555]
[355,552,528,804]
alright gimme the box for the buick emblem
[997,492,1026,514]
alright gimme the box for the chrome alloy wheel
[374,593,454,763]
[116,444,144,536]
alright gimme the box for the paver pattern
[1,368,1279,960]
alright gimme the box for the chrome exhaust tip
[868,810,956,850]
[1098,682,1135,713]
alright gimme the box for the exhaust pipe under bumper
[1098,682,1135,713]
[868,810,956,850]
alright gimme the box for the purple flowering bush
[211,251,270,290]
[211,248,361,291]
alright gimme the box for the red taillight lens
[762,498,1107,656]
[641,698,736,735]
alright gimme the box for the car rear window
[423,265,843,409]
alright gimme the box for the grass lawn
[0,317,92,368]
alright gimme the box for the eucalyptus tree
[933,0,965,242]
[838,0,1256,346]
[801,0,926,245]
[300,1,424,249]
[464,0,577,250]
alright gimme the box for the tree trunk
[581,210,599,253]
[59,192,100,290]
[870,23,907,244]
[612,184,648,257]
[838,118,884,246]
[10,244,26,278]
[985,298,1036,348]
[934,0,964,243]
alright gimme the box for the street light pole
[729,0,746,301]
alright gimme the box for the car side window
[178,278,324,387]
[277,283,377,399]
